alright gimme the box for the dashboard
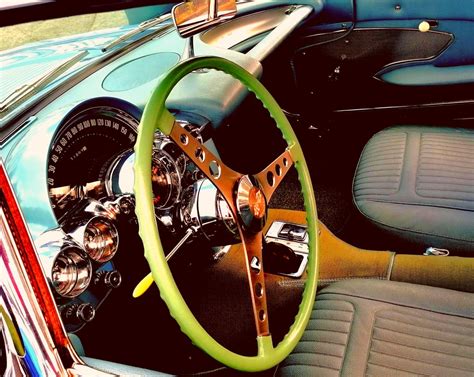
[1,3,313,333]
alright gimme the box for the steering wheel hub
[236,175,267,232]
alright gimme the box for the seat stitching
[418,166,474,174]
[418,174,474,181]
[422,143,474,152]
[303,329,350,335]
[369,349,473,372]
[317,292,474,320]
[366,359,431,376]
[357,160,403,169]
[352,200,474,242]
[418,177,474,183]
[313,306,355,313]
[339,300,355,375]
[308,318,352,324]
[356,172,403,179]
[280,362,341,371]
[416,187,474,194]
[371,333,474,359]
[289,350,344,359]
[297,340,347,346]
[374,319,474,340]
[318,277,387,285]
[356,197,474,209]
[418,159,474,170]
[376,311,474,329]
[364,305,380,376]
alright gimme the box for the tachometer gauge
[106,149,181,210]
[48,103,139,218]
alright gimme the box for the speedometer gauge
[48,102,139,218]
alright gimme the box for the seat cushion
[353,126,474,252]
[278,279,474,377]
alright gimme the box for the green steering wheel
[134,56,319,372]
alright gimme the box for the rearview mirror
[173,0,237,38]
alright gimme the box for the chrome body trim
[1,209,66,376]
[264,221,309,278]
[181,178,239,245]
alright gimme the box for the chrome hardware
[1,211,69,376]
[180,179,239,246]
[250,256,261,272]
[106,149,181,210]
[94,270,122,289]
[236,175,267,232]
[57,199,120,263]
[36,230,92,298]
[424,247,450,256]
[61,303,96,326]
[278,223,307,242]
[69,217,119,263]
[51,247,92,298]
[103,195,135,217]
[211,244,232,261]
[264,221,309,278]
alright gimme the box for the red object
[0,162,69,349]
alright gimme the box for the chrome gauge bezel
[151,148,182,210]
[51,245,92,298]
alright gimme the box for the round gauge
[48,103,139,218]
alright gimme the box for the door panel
[289,0,474,119]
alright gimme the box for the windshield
[0,10,128,52]
[0,5,172,122]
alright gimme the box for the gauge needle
[133,228,194,298]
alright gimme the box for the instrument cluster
[38,99,209,332]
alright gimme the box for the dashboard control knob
[62,303,96,325]
[94,270,122,289]
[104,270,122,289]
[76,303,96,323]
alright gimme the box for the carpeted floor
[269,166,354,235]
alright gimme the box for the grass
[0,11,128,51]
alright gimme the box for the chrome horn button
[236,175,267,232]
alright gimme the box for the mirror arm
[181,35,195,61]
[209,0,218,20]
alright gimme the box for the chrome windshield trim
[0,51,88,116]
[101,13,172,52]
